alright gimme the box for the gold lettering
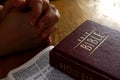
[78,31,106,53]
[93,32,105,39]
[80,36,85,40]
[83,32,89,36]
[77,39,82,42]
[78,32,90,42]
[60,63,66,71]
[74,29,109,55]
[86,38,99,45]
[60,63,79,77]
[80,44,93,51]
[84,42,95,47]
[66,65,72,73]
[90,35,102,41]
[74,31,91,49]
[60,63,94,80]
[81,73,94,80]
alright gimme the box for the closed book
[50,20,120,80]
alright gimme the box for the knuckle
[43,0,49,3]
[49,4,60,22]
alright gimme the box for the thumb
[28,0,49,25]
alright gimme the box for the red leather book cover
[50,20,120,80]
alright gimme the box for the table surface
[1,0,120,78]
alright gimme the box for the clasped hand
[0,0,60,56]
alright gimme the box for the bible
[50,20,120,80]
[1,46,74,80]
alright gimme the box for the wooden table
[1,0,120,78]
[51,0,120,45]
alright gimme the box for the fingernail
[12,0,26,8]
[29,13,37,25]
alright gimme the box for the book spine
[50,51,111,80]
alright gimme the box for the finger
[44,0,49,3]
[0,5,3,13]
[2,1,11,18]
[2,0,26,18]
[29,0,49,25]
[0,5,3,20]
[42,26,56,43]
[38,4,60,30]
[45,36,52,44]
[41,25,56,39]
[11,0,26,8]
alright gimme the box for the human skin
[0,0,60,56]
